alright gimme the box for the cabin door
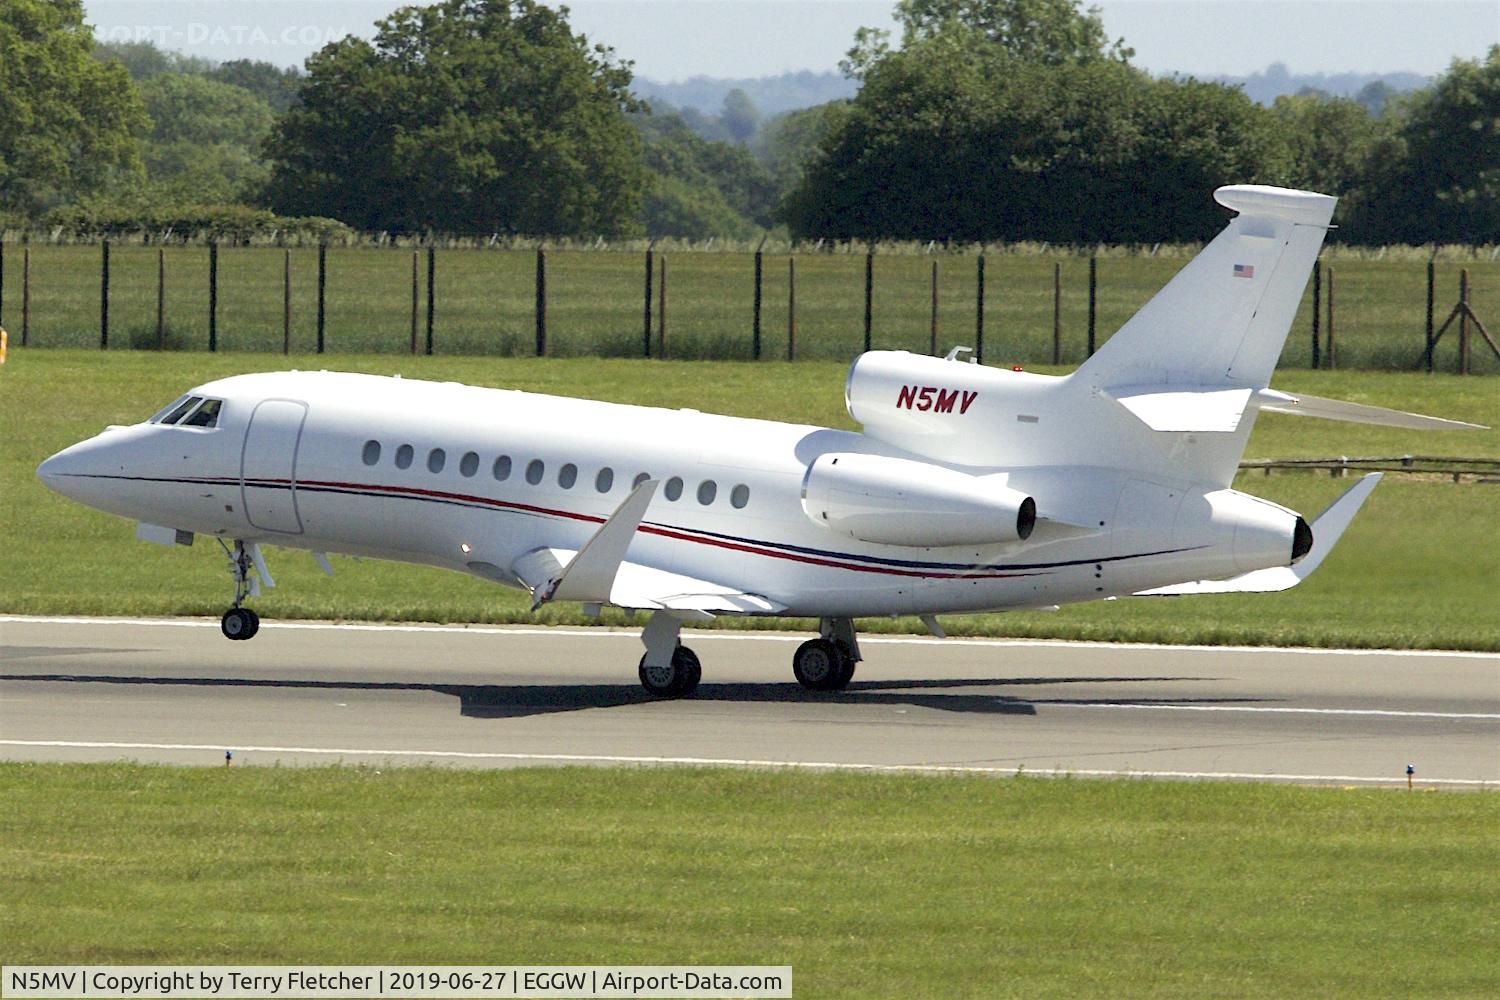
[241,399,307,534]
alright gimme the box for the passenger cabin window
[395,444,414,469]
[362,440,381,466]
[525,459,545,485]
[731,484,750,509]
[180,399,223,428]
[595,468,614,493]
[156,396,203,425]
[664,477,683,501]
[633,472,650,489]
[697,480,717,505]
[428,448,446,473]
[558,463,578,489]
[460,452,479,477]
[493,456,512,480]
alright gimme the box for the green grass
[3,351,1497,649]
[2,764,1496,997]
[4,244,1498,370]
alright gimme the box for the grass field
[3,350,1496,649]
[2,764,1496,997]
[4,244,1499,371]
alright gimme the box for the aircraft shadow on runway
[0,671,1268,720]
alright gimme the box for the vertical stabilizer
[1076,185,1336,392]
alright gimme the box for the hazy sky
[84,1,1499,81]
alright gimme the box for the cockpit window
[153,395,201,425]
[181,399,223,428]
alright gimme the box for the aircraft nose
[37,445,84,495]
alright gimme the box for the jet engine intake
[801,452,1036,547]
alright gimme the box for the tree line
[3,0,1498,246]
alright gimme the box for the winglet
[533,479,658,607]
[1135,473,1382,595]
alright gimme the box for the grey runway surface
[2,616,1497,786]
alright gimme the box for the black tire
[638,645,701,697]
[793,637,850,691]
[831,652,856,689]
[221,608,256,641]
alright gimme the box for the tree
[637,112,777,237]
[785,25,1288,242]
[752,101,855,194]
[0,0,147,216]
[1272,93,1389,228]
[1364,47,1500,244]
[136,74,275,203]
[720,89,761,143]
[209,60,304,114]
[264,0,646,235]
[843,0,1130,78]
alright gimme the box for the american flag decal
[1233,263,1255,278]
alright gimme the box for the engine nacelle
[801,452,1036,547]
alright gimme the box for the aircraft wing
[1135,473,1381,595]
[508,481,785,614]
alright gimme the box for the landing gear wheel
[638,645,701,697]
[793,638,853,691]
[221,607,259,641]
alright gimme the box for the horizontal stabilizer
[1254,389,1487,431]
[1136,473,1381,595]
[1106,385,1254,432]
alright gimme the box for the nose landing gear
[221,606,260,640]
[218,539,267,641]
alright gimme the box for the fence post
[975,252,985,364]
[657,254,667,359]
[425,245,435,356]
[409,251,418,355]
[1311,259,1322,369]
[863,248,874,354]
[99,240,110,350]
[534,246,546,357]
[1324,265,1336,369]
[1459,268,1470,375]
[1423,258,1435,373]
[156,249,166,350]
[283,249,292,355]
[22,246,30,346]
[208,240,218,352]
[643,244,654,358]
[753,242,764,360]
[930,259,939,356]
[0,239,5,328]
[1052,261,1062,365]
[316,242,326,354]
[1086,255,1097,357]
[787,256,796,362]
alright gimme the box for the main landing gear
[634,612,862,697]
[219,539,262,641]
[792,617,861,692]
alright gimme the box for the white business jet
[38,186,1482,696]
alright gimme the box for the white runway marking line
[1069,703,1500,721]
[2,739,1493,787]
[4,615,1498,660]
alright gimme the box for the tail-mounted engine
[801,452,1035,547]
